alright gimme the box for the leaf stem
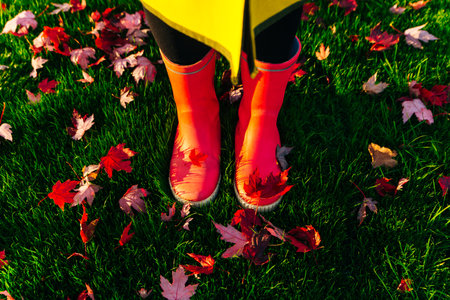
[350,180,367,198]
[0,102,5,124]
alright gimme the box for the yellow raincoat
[140,0,302,84]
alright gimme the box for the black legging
[144,8,301,65]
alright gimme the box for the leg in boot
[235,8,302,211]
[145,10,221,205]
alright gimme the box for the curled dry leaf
[160,266,198,300]
[79,204,99,244]
[368,143,398,168]
[119,86,138,108]
[276,145,293,171]
[287,225,321,253]
[409,0,429,9]
[119,185,148,216]
[30,56,48,78]
[161,202,176,222]
[77,70,94,85]
[0,123,12,141]
[182,217,194,231]
[363,72,389,94]
[49,3,72,15]
[180,203,191,218]
[389,4,406,14]
[67,252,89,260]
[181,253,215,276]
[0,65,8,70]
[132,55,156,84]
[315,43,330,60]
[357,197,378,225]
[137,288,152,299]
[77,283,95,300]
[119,221,135,246]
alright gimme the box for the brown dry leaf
[368,143,398,168]
[409,0,429,10]
[315,43,330,60]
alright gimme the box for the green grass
[0,0,449,298]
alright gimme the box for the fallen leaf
[137,288,152,299]
[70,0,86,13]
[26,90,42,104]
[363,72,389,94]
[180,203,191,218]
[1,10,37,36]
[397,278,413,292]
[182,253,215,276]
[213,222,249,258]
[77,70,94,85]
[0,123,12,141]
[368,143,398,168]
[287,225,321,253]
[276,145,293,171]
[0,65,8,70]
[48,179,79,210]
[0,250,8,269]
[161,203,176,222]
[72,182,102,206]
[132,55,156,84]
[404,24,438,49]
[365,23,400,51]
[409,0,429,9]
[119,221,135,246]
[77,283,95,300]
[49,3,72,15]
[33,26,71,56]
[38,78,59,93]
[82,164,101,182]
[438,176,450,196]
[289,64,307,82]
[402,98,434,125]
[260,215,286,241]
[67,109,95,140]
[119,185,148,216]
[315,43,330,60]
[119,86,138,108]
[100,143,136,178]
[188,149,207,167]
[182,217,193,231]
[112,53,138,77]
[419,84,449,106]
[389,4,406,14]
[301,2,319,21]
[0,290,14,300]
[357,197,378,225]
[79,203,99,244]
[231,208,262,239]
[70,47,96,69]
[30,56,48,78]
[330,0,357,15]
[160,266,198,300]
[242,228,272,265]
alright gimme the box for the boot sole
[233,179,283,213]
[169,174,221,207]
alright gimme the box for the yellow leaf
[315,43,330,60]
[368,143,398,168]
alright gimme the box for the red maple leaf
[118,221,135,247]
[188,149,207,167]
[100,143,136,178]
[301,2,319,21]
[77,283,95,300]
[438,176,450,196]
[181,253,215,276]
[243,168,294,201]
[242,228,272,265]
[376,178,409,196]
[365,23,400,51]
[0,250,8,269]
[419,84,449,106]
[41,26,71,56]
[70,0,86,13]
[331,0,357,16]
[160,266,198,300]
[289,63,307,82]
[231,209,262,239]
[286,225,322,253]
[79,203,99,244]
[38,78,59,93]
[48,179,79,211]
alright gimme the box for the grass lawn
[0,0,449,298]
